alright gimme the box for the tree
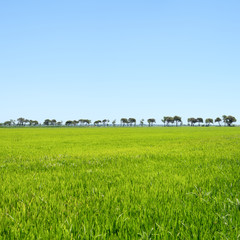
[188,118,197,126]
[205,118,213,126]
[222,115,227,126]
[165,117,173,126]
[225,115,237,126]
[4,121,11,126]
[17,117,25,126]
[147,118,156,127]
[78,119,90,126]
[151,118,156,126]
[84,119,91,126]
[72,120,79,126]
[33,120,38,126]
[43,119,51,126]
[51,119,57,126]
[173,116,182,127]
[162,117,174,126]
[102,119,109,127]
[10,119,15,126]
[161,117,167,127]
[94,120,101,126]
[57,121,62,126]
[65,120,72,126]
[29,120,38,126]
[112,119,116,126]
[120,118,128,126]
[196,118,203,126]
[215,117,221,126]
[128,118,136,126]
[140,119,144,127]
[24,119,29,126]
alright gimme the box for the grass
[0,127,240,239]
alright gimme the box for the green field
[0,127,240,239]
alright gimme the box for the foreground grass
[0,127,240,239]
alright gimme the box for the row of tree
[1,115,237,127]
[187,115,237,126]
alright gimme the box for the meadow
[0,127,240,239]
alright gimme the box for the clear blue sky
[1,0,239,124]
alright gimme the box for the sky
[0,0,240,124]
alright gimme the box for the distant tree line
[161,116,182,127]
[0,115,237,127]
[187,115,237,127]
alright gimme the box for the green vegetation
[0,127,240,239]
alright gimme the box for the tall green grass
[0,127,240,239]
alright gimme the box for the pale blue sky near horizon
[0,0,239,124]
